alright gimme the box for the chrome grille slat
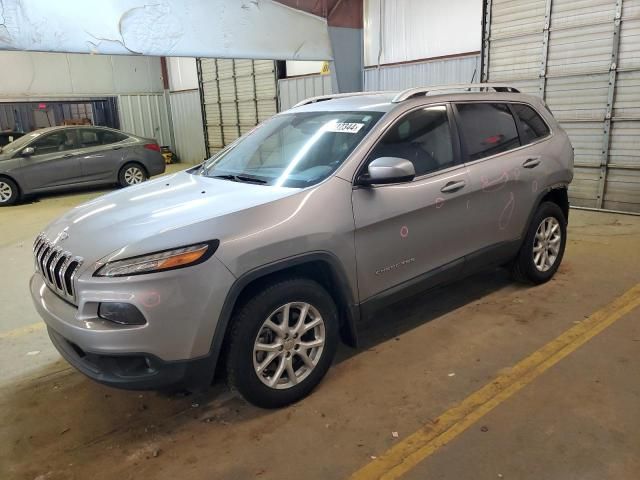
[32,234,83,305]
[67,261,81,298]
[57,256,73,294]
[47,248,62,283]
[37,244,51,268]
[42,248,57,282]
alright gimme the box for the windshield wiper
[235,174,267,184]
[211,174,267,184]
[211,174,236,181]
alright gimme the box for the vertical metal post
[596,0,623,208]
[539,0,553,99]
[214,58,225,150]
[196,58,210,158]
[231,59,241,140]
[251,60,259,125]
[481,0,493,82]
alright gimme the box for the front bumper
[29,255,236,389]
[46,326,211,390]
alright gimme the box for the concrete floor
[1,174,639,479]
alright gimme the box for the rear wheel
[226,278,339,408]
[512,201,567,284]
[118,163,148,187]
[0,178,19,206]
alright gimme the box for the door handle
[62,153,74,158]
[440,180,466,193]
[112,146,122,150]
[522,156,541,169]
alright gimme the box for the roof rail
[391,83,521,103]
[293,91,388,108]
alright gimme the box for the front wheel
[225,278,339,408]
[512,201,567,284]
[118,163,148,187]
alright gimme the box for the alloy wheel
[0,181,12,203]
[533,216,561,272]
[252,302,326,390]
[124,166,145,185]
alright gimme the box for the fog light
[98,302,146,325]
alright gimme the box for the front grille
[33,234,83,304]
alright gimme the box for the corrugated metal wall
[197,58,278,156]
[169,89,207,164]
[483,0,640,212]
[118,94,172,147]
[363,55,481,91]
[278,74,333,110]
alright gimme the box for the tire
[512,201,567,284]
[0,177,19,206]
[226,278,339,408]
[118,162,148,187]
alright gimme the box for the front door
[20,130,83,190]
[352,104,473,303]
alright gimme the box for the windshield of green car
[200,111,384,188]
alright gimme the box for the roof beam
[0,0,333,60]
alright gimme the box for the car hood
[41,171,300,266]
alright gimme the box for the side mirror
[21,147,35,156]
[357,157,416,186]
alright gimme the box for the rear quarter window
[454,103,521,161]
[511,103,550,144]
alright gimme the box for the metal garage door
[482,0,640,212]
[197,58,279,156]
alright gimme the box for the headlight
[94,241,219,277]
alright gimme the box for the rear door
[77,128,127,182]
[453,102,550,255]
[352,104,473,303]
[20,130,83,190]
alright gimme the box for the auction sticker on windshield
[326,122,365,134]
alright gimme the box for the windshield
[200,111,383,188]
[1,131,42,154]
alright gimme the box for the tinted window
[79,129,127,147]
[100,130,128,144]
[511,103,550,144]
[455,103,520,161]
[30,131,76,155]
[79,129,100,147]
[370,105,454,176]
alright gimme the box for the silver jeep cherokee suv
[30,84,573,408]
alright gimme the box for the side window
[370,105,455,176]
[30,131,76,155]
[511,103,550,144]
[455,103,520,161]
[79,129,101,147]
[100,130,128,145]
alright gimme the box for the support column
[481,0,493,83]
[539,0,553,99]
[596,0,623,208]
[327,0,364,93]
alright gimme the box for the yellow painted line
[350,282,640,480]
[0,322,45,339]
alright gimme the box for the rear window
[455,103,521,161]
[511,103,550,144]
[101,130,128,144]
